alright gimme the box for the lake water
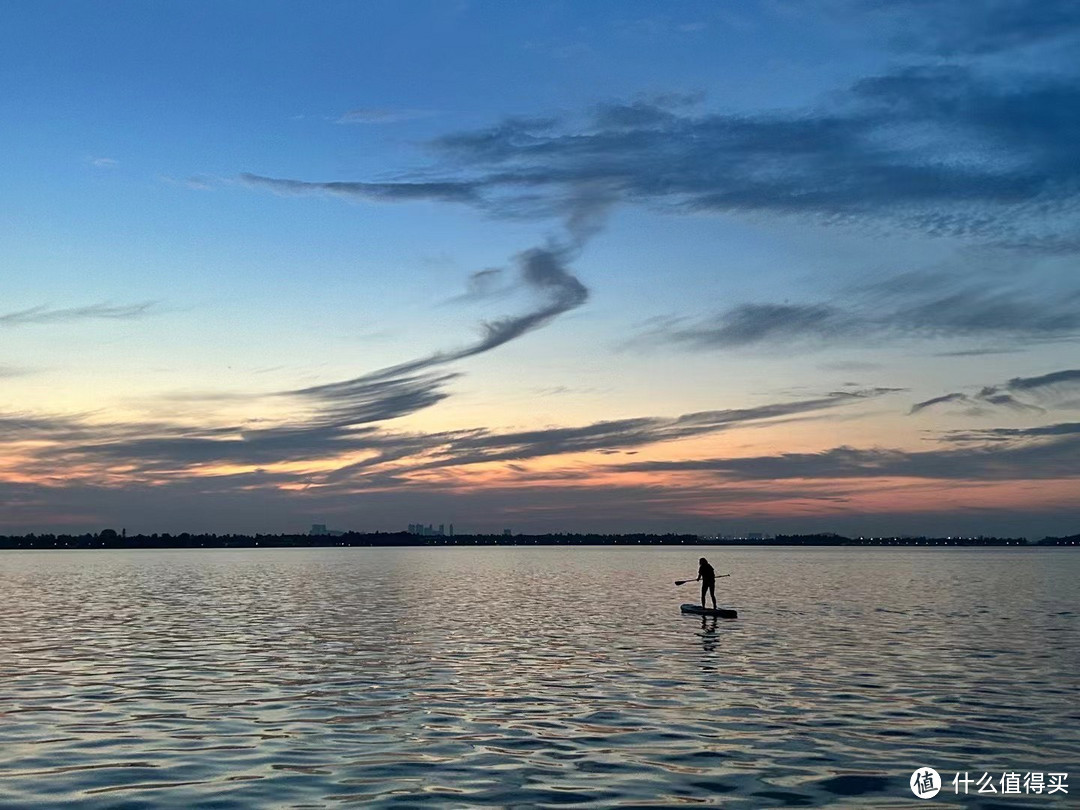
[0,546,1076,809]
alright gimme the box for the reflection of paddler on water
[698,615,719,655]
[676,558,736,618]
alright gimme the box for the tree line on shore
[0,530,1074,549]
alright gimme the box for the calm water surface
[0,546,1076,808]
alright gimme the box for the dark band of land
[2,531,1076,550]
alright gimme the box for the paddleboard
[681,603,737,619]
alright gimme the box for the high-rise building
[407,523,446,536]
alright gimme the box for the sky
[2,0,1079,538]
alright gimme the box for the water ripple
[0,547,1076,808]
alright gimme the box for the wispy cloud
[160,174,220,190]
[1004,368,1080,394]
[650,271,1080,352]
[447,267,510,302]
[89,157,118,168]
[909,393,972,414]
[6,228,598,482]
[0,302,155,327]
[282,237,590,429]
[385,389,895,475]
[4,382,1074,535]
[910,368,1080,414]
[288,370,460,430]
[663,303,860,349]
[242,139,608,432]
[867,0,1080,55]
[14,387,891,481]
[335,107,434,125]
[941,421,1080,443]
[242,65,1080,364]
[239,59,1080,366]
[418,67,1079,241]
[240,173,480,205]
[934,347,1025,357]
[242,64,1079,244]
[612,424,1080,482]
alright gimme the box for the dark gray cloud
[934,347,1024,357]
[461,244,588,355]
[422,66,1079,240]
[909,393,971,414]
[24,409,401,476]
[2,391,1071,537]
[0,412,97,440]
[913,368,1080,414]
[613,423,1080,482]
[92,164,593,482]
[14,388,890,482]
[2,239,594,478]
[893,288,1080,339]
[245,64,1080,242]
[0,302,155,327]
[329,389,896,478]
[282,240,589,430]
[288,370,459,430]
[975,391,1045,413]
[942,422,1080,443]
[240,173,480,205]
[1005,368,1080,394]
[655,271,1080,351]
[666,303,862,349]
[590,92,703,130]
[244,136,602,422]
[245,65,1080,361]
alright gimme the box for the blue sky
[2,0,1079,537]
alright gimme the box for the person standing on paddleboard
[697,557,718,610]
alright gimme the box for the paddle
[675,574,730,585]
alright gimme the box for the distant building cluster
[408,523,454,537]
[309,524,344,537]
[702,532,773,541]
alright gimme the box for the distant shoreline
[2,531,1076,550]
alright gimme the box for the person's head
[699,557,707,565]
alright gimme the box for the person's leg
[708,581,717,609]
[700,581,707,608]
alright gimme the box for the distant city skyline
[2,1,1078,538]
